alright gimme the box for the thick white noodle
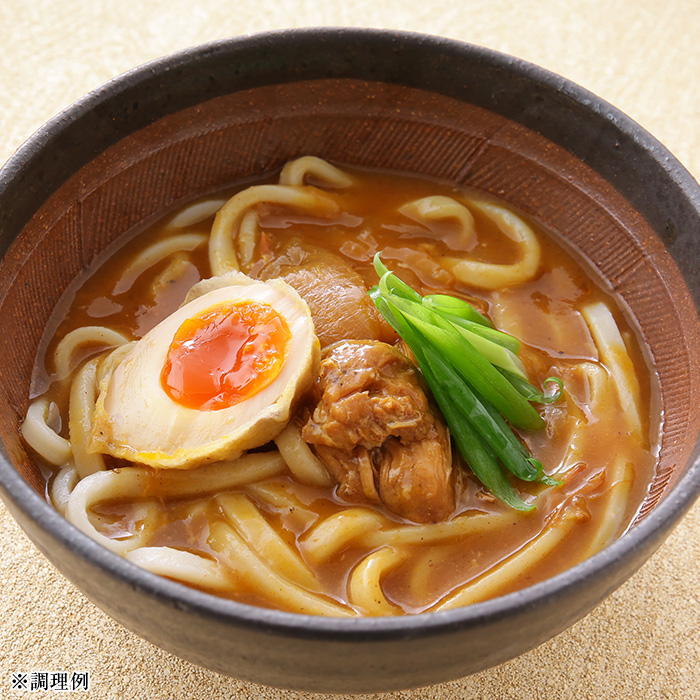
[148,452,288,497]
[217,492,319,590]
[399,196,477,250]
[126,547,234,591]
[166,198,228,229]
[273,422,333,487]
[53,326,129,381]
[68,358,106,478]
[21,398,72,466]
[302,508,388,565]
[431,502,586,610]
[150,254,193,296]
[208,185,338,276]
[113,233,207,295]
[279,156,354,188]
[65,452,286,554]
[581,301,643,438]
[244,481,319,532]
[535,361,635,551]
[65,471,160,555]
[347,547,406,616]
[50,464,79,516]
[302,507,520,565]
[585,456,634,556]
[363,511,521,548]
[584,361,635,551]
[236,209,260,270]
[209,521,356,617]
[444,200,541,290]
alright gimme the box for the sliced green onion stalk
[422,293,493,327]
[369,253,563,510]
[498,370,564,405]
[434,310,521,354]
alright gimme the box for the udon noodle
[21,157,658,616]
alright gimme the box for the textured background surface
[1,1,699,698]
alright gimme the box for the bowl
[1,28,699,694]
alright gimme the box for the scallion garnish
[369,254,562,510]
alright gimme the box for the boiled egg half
[90,272,319,468]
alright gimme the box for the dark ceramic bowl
[1,28,700,694]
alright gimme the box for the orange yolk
[161,300,291,411]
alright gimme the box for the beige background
[1,0,699,698]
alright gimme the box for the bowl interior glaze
[0,30,699,693]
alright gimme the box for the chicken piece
[380,425,454,523]
[258,242,396,348]
[302,340,455,523]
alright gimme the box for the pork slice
[259,243,396,347]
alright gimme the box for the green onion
[498,370,564,404]
[436,317,526,378]
[372,254,422,302]
[369,253,562,509]
[378,294,533,511]
[433,309,521,354]
[381,289,544,431]
[420,347,536,511]
[422,293,493,327]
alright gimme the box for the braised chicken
[302,340,455,523]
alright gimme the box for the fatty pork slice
[258,243,396,348]
[302,340,455,523]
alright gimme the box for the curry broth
[34,164,658,614]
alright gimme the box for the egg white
[90,273,319,468]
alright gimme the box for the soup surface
[22,157,658,615]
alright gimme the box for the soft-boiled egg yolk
[161,301,291,411]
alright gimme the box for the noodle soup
[21,157,658,616]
